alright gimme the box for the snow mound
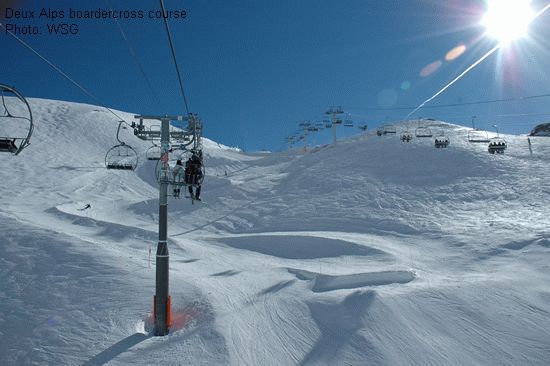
[288,268,415,292]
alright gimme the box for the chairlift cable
[348,92,550,112]
[0,21,128,124]
[159,0,191,115]
[105,0,162,108]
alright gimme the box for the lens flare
[445,44,467,61]
[420,60,442,77]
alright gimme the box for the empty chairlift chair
[146,144,161,160]
[415,126,433,138]
[378,125,397,136]
[384,125,396,134]
[468,129,490,143]
[105,121,138,170]
[105,143,139,170]
[343,115,354,127]
[0,84,34,156]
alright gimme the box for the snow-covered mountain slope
[529,122,550,137]
[1,99,549,365]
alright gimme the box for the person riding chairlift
[172,159,184,198]
[185,153,202,200]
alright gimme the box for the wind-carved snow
[217,235,388,259]
[1,99,550,365]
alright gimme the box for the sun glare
[482,0,535,44]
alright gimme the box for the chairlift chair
[156,150,205,188]
[146,144,161,160]
[415,126,433,138]
[0,84,34,155]
[344,119,354,127]
[377,125,396,136]
[105,143,138,170]
[0,138,18,153]
[400,132,413,142]
[434,136,450,148]
[468,129,490,143]
[133,123,162,141]
[384,125,396,134]
[323,119,332,128]
[106,120,138,170]
[488,138,507,154]
[333,118,343,125]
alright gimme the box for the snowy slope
[1,99,550,365]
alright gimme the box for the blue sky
[2,0,550,151]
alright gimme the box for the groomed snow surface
[1,99,550,365]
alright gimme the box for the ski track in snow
[1,99,550,365]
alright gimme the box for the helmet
[191,154,199,161]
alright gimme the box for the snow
[1,98,550,365]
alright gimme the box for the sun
[482,0,536,44]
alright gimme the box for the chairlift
[333,118,343,125]
[358,124,368,131]
[323,119,332,128]
[488,138,507,154]
[377,124,396,136]
[168,127,191,143]
[400,132,413,142]
[325,106,344,115]
[105,143,138,170]
[344,119,354,127]
[0,84,34,155]
[468,129,489,143]
[133,121,161,140]
[384,125,396,134]
[105,121,138,170]
[415,126,433,138]
[146,144,161,160]
[434,136,450,148]
[155,150,205,188]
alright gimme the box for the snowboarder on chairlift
[172,159,184,198]
[185,153,202,200]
